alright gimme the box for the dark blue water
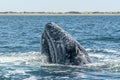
[0,15,120,80]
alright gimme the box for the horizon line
[0,11,120,12]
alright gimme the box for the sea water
[0,15,120,80]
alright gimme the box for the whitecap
[23,76,37,80]
[104,49,117,53]
[0,51,48,66]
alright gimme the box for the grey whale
[41,22,92,65]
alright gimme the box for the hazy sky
[0,0,120,12]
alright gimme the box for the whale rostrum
[41,22,92,65]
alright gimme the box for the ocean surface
[0,15,120,80]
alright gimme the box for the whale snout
[45,22,55,30]
[45,22,63,40]
[45,22,62,33]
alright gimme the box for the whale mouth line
[45,29,58,63]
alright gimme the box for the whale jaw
[41,22,92,65]
[41,22,66,64]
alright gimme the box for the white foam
[86,48,92,51]
[104,49,117,53]
[8,69,26,75]
[89,53,105,58]
[72,72,88,78]
[23,76,37,80]
[0,52,48,66]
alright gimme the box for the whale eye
[83,62,85,64]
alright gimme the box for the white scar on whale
[41,22,92,65]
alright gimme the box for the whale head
[41,22,92,65]
[45,22,65,41]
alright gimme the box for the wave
[85,48,120,72]
[0,51,48,79]
[0,48,120,73]
[23,76,37,80]
[0,52,47,66]
[0,50,120,79]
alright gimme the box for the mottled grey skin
[41,22,92,65]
